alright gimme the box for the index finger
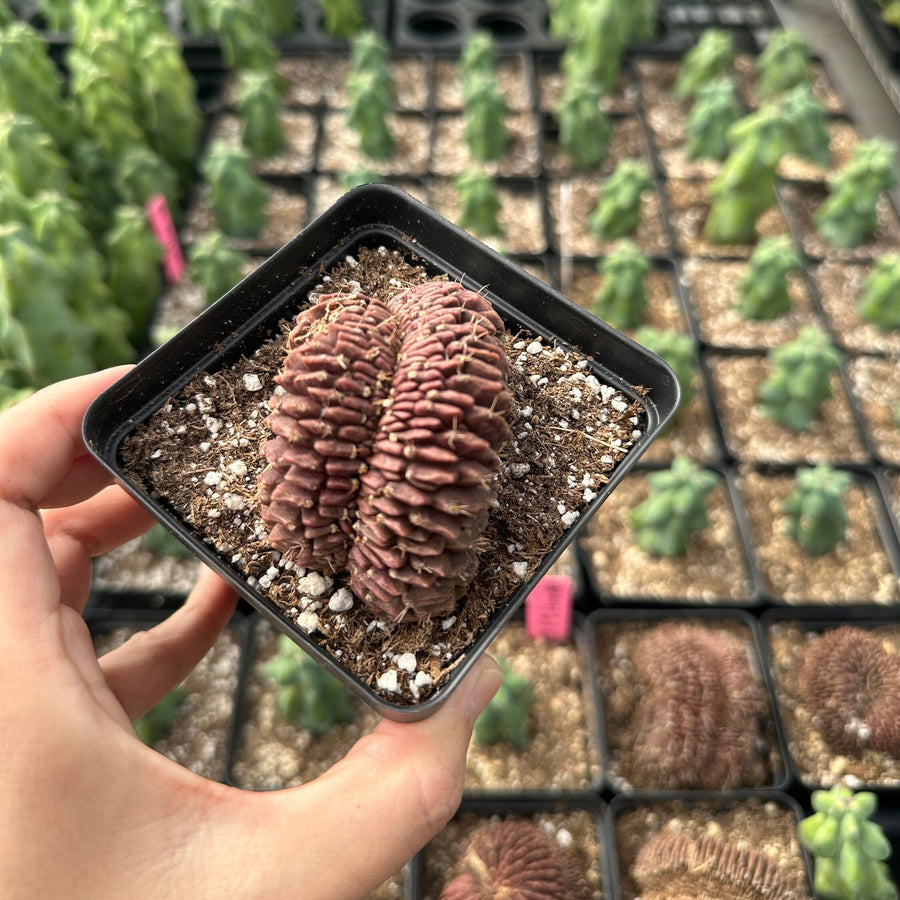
[0,367,132,510]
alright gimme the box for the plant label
[525,574,574,641]
[146,193,186,283]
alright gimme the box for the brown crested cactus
[438,818,592,900]
[259,281,512,620]
[633,829,794,900]
[800,625,900,758]
[628,623,766,790]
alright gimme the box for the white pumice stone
[396,653,417,673]
[376,670,400,693]
[328,588,354,612]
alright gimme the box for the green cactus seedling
[588,160,654,242]
[265,635,356,737]
[200,140,269,239]
[816,140,899,248]
[684,77,742,161]
[591,241,651,329]
[673,29,735,99]
[737,235,802,320]
[459,31,496,100]
[630,457,719,558]
[555,76,612,170]
[559,0,629,92]
[473,660,535,747]
[633,326,697,413]
[346,32,394,161]
[455,168,503,237]
[207,0,277,71]
[135,685,188,745]
[758,327,842,431]
[799,784,898,900]
[463,75,509,163]
[319,0,365,38]
[782,465,852,557]
[859,254,900,331]
[779,82,831,168]
[142,524,194,559]
[237,68,286,160]
[756,29,812,99]
[188,231,248,306]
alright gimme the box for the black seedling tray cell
[83,183,678,722]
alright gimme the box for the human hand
[0,369,503,899]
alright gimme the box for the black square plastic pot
[83,184,679,722]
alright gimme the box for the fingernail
[463,655,504,726]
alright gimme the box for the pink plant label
[146,193,185,283]
[525,574,574,642]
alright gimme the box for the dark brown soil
[120,247,648,706]
[764,619,900,788]
[613,798,813,900]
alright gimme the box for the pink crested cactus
[800,625,900,758]
[259,281,512,620]
[438,819,592,900]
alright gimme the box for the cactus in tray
[0,112,72,199]
[559,0,629,92]
[135,685,188,745]
[463,75,509,163]
[319,0,365,38]
[815,139,899,248]
[778,82,831,167]
[782,465,852,557]
[756,28,812,99]
[187,231,248,306]
[591,241,651,329]
[200,140,269,238]
[455,168,503,237]
[207,0,277,70]
[114,142,180,213]
[633,326,697,412]
[673,28,735,98]
[588,159,654,242]
[473,661,534,748]
[142,524,195,558]
[799,785,898,900]
[265,635,356,737]
[630,456,719,557]
[684,77,742,161]
[459,30,496,96]
[859,254,900,330]
[440,819,592,900]
[236,68,286,160]
[555,76,612,170]
[800,625,900,757]
[736,235,802,320]
[346,31,394,161]
[758,327,842,431]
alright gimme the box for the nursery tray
[82,183,679,722]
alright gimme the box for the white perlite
[376,670,400,693]
[328,588,354,612]
[396,652,417,673]
[512,560,529,580]
[296,610,319,633]
[414,671,432,688]
[242,373,263,391]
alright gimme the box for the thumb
[239,654,503,899]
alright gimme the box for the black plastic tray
[82,184,679,721]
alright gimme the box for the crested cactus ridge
[259,281,512,621]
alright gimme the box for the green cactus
[559,0,629,92]
[684,77,742,162]
[758,327,842,431]
[633,326,697,416]
[473,660,535,748]
[200,140,269,238]
[625,0,659,43]
[630,457,719,558]
[455,168,503,237]
[142,524,194,559]
[799,785,898,900]
[207,0,278,70]
[555,76,612,170]
[318,0,365,38]
[673,29,735,99]
[114,142,180,213]
[0,113,71,199]
[778,82,831,168]
[782,465,852,557]
[188,231,248,306]
[134,685,188,745]
[237,68,286,160]
[815,140,899,248]
[588,159,654,242]
[591,241,651,329]
[346,32,394,161]
[860,255,900,331]
[104,205,164,345]
[459,31,496,100]
[265,636,356,737]
[736,235,802,320]
[463,75,509,163]
[756,29,812,99]
[340,166,382,190]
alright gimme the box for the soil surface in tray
[121,247,647,706]
[765,619,900,788]
[613,798,812,900]
[420,810,604,900]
